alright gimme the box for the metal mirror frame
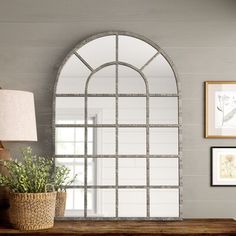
[53,31,182,220]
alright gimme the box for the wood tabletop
[1,219,236,235]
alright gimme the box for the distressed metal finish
[74,52,93,71]
[55,154,179,158]
[56,93,178,97]
[145,63,150,218]
[57,217,180,221]
[64,185,179,189]
[55,124,179,128]
[115,33,119,218]
[53,31,182,220]
[140,52,159,71]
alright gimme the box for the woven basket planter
[9,191,57,231]
[55,191,67,217]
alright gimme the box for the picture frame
[205,81,236,138]
[211,146,236,186]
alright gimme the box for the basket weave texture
[9,191,56,231]
[55,191,66,217]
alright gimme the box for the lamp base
[0,147,11,224]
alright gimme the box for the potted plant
[53,165,77,217]
[0,147,56,231]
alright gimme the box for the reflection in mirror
[150,128,178,155]
[65,189,84,216]
[119,65,146,94]
[94,158,116,186]
[150,189,179,217]
[143,54,177,94]
[88,66,115,94]
[95,128,116,155]
[55,32,180,219]
[119,158,146,185]
[119,97,146,124]
[55,97,84,124]
[55,126,93,155]
[56,54,91,94]
[150,97,178,124]
[76,36,116,69]
[119,189,146,217]
[119,128,146,155]
[119,35,157,68]
[150,158,179,185]
[88,97,115,124]
[87,189,116,217]
[56,158,86,186]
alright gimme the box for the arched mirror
[54,32,181,219]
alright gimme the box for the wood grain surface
[1,219,236,235]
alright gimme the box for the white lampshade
[0,90,37,141]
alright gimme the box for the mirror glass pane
[119,35,157,69]
[150,128,178,155]
[55,97,84,124]
[143,54,177,94]
[90,158,116,186]
[119,97,146,124]
[119,128,146,155]
[88,66,115,94]
[150,189,179,217]
[119,189,146,217]
[119,158,146,185]
[56,54,91,94]
[76,36,116,69]
[56,158,85,186]
[119,65,146,94]
[88,97,115,124]
[65,189,84,217]
[150,158,179,185]
[150,97,178,124]
[87,189,116,217]
[95,128,116,155]
[55,128,88,155]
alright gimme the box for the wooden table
[1,219,236,235]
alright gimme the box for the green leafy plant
[53,165,77,191]
[0,147,54,193]
[0,146,78,193]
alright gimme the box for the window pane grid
[54,33,180,219]
[56,93,179,97]
[55,155,179,158]
[56,124,179,127]
[65,186,179,189]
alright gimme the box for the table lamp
[0,89,37,223]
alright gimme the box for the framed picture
[205,81,236,138]
[211,147,236,186]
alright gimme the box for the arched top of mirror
[55,32,178,95]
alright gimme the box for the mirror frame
[53,31,182,220]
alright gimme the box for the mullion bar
[56,124,179,128]
[140,52,159,71]
[56,93,178,97]
[146,90,150,218]
[74,52,93,71]
[59,217,180,221]
[65,185,179,189]
[178,84,183,218]
[84,83,89,218]
[115,33,119,218]
[55,154,179,158]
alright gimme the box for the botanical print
[219,154,236,178]
[215,91,236,128]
